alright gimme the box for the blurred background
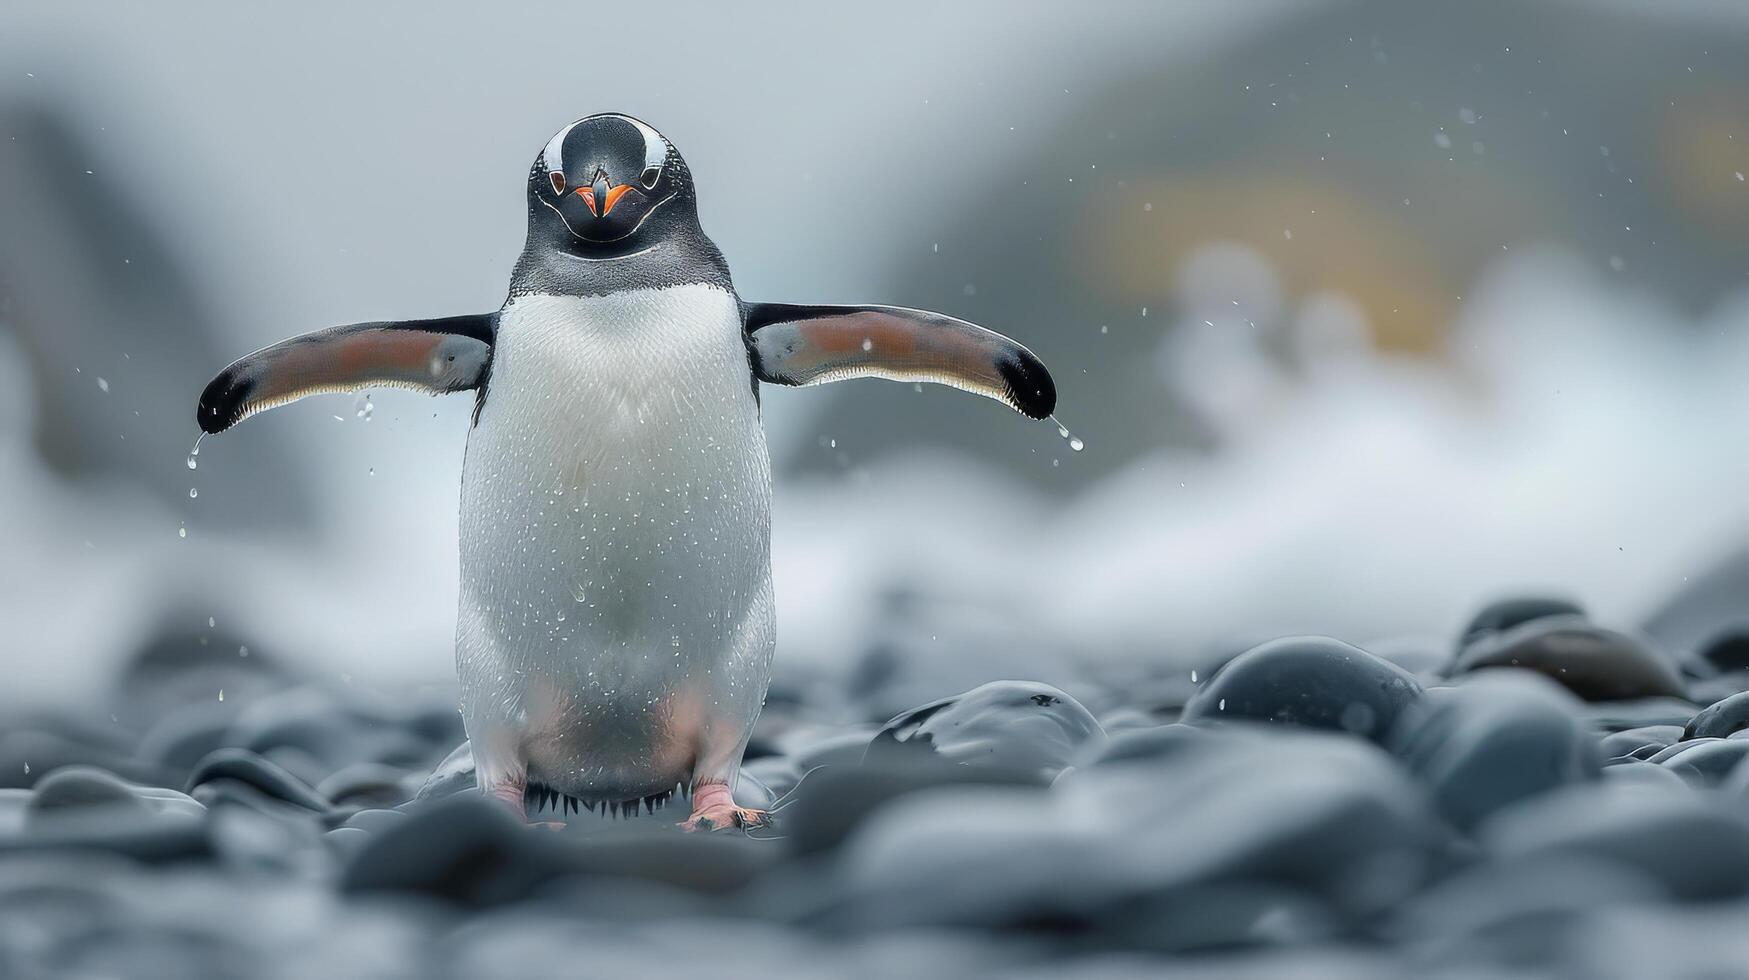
[3,0,1748,715]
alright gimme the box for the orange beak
[575,184,635,217]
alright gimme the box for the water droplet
[1218,698,1227,711]
[1048,415,1085,453]
[355,393,374,420]
[217,689,225,702]
[22,763,29,775]
[208,616,215,628]
[178,525,187,539]
[189,487,198,499]
[1190,669,1199,683]
[96,377,109,393]
[861,337,873,352]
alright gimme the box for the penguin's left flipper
[196,314,495,434]
[744,303,1055,420]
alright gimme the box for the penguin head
[529,113,696,255]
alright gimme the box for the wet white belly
[455,286,773,798]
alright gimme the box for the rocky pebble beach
[7,597,1749,978]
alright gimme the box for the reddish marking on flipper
[679,781,767,832]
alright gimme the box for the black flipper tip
[997,351,1057,420]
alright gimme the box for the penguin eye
[639,165,662,190]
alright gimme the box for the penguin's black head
[530,113,696,256]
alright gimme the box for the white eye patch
[539,114,669,190]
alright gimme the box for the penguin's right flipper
[196,314,494,434]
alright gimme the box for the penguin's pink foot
[486,780,566,830]
[679,781,767,832]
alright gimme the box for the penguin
[195,113,1056,831]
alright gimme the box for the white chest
[456,286,772,667]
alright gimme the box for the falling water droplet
[1191,669,1199,683]
[189,487,198,499]
[1048,415,1084,453]
[861,337,873,352]
[208,616,215,628]
[178,524,187,539]
[217,689,225,702]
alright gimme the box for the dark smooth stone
[185,748,331,814]
[343,795,562,906]
[344,795,768,906]
[223,686,435,777]
[189,778,330,827]
[1613,742,1668,763]
[1086,722,1223,766]
[0,729,172,791]
[1103,882,1342,953]
[1600,762,1691,793]
[780,758,1036,857]
[1388,672,1598,830]
[1449,618,1687,701]
[205,793,323,871]
[864,681,1106,781]
[0,819,209,863]
[1458,596,1586,650]
[316,763,417,809]
[4,768,207,863]
[1180,636,1423,741]
[1095,707,1160,733]
[812,733,1452,933]
[1685,691,1749,740]
[1384,852,1666,957]
[24,767,147,821]
[1597,725,1683,760]
[1688,674,1749,708]
[342,807,410,835]
[20,766,206,852]
[410,741,476,808]
[1651,738,1749,784]
[134,701,240,779]
[1480,785,1749,900]
[1697,627,1749,674]
[324,825,373,862]
[1586,698,1705,733]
